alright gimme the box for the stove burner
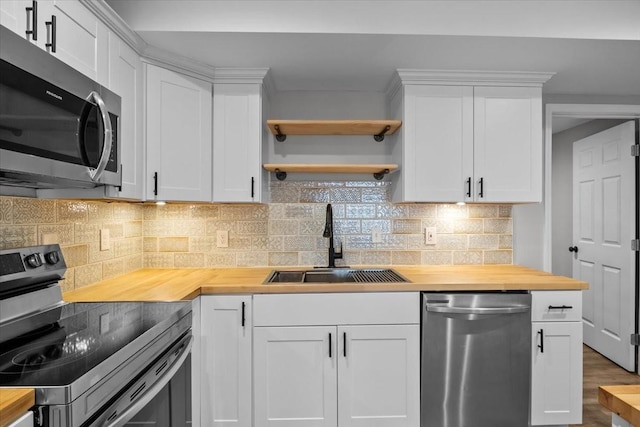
[10,335,101,372]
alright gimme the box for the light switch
[100,229,110,251]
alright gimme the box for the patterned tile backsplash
[0,181,513,291]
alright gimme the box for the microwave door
[78,91,113,182]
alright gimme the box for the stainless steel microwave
[0,26,121,190]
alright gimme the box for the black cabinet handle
[251,177,255,198]
[568,246,579,253]
[537,329,544,353]
[329,333,332,358]
[153,172,158,196]
[45,15,56,53]
[241,301,246,327]
[466,177,471,198]
[26,0,37,40]
[343,332,347,357]
[478,177,484,198]
[548,305,573,310]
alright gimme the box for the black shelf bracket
[373,125,391,142]
[373,169,390,180]
[274,125,287,142]
[274,168,287,181]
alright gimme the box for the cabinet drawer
[253,292,420,326]
[531,291,582,322]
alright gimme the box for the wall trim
[393,69,555,87]
[543,103,640,272]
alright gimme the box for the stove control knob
[44,251,60,265]
[25,253,43,268]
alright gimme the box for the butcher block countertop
[0,389,34,427]
[63,265,587,302]
[599,385,640,426]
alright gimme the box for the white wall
[550,119,625,277]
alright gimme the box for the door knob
[568,246,579,253]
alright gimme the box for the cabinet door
[473,86,542,202]
[40,0,109,84]
[6,412,34,427]
[253,326,337,427]
[108,33,143,200]
[531,321,583,425]
[403,85,473,202]
[212,84,262,202]
[201,296,252,427]
[0,0,33,41]
[337,325,420,427]
[146,65,212,202]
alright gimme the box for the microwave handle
[86,91,113,182]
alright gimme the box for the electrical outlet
[371,226,382,244]
[216,230,229,248]
[425,227,437,245]
[100,229,110,251]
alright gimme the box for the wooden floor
[571,345,640,427]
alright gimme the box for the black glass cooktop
[0,301,190,387]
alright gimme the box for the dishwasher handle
[426,304,530,315]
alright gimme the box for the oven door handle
[104,335,193,427]
[86,90,113,182]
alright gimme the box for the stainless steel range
[0,245,192,427]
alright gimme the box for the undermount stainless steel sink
[264,268,410,284]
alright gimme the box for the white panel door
[201,296,252,427]
[337,325,420,427]
[531,322,583,425]
[402,85,473,202]
[108,33,143,200]
[253,326,337,427]
[572,120,636,371]
[146,64,212,202]
[473,86,542,202]
[212,84,262,202]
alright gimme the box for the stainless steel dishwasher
[421,292,531,427]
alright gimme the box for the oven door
[87,333,192,427]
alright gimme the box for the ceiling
[105,1,640,95]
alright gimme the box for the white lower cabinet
[253,293,420,427]
[6,412,33,427]
[200,295,252,427]
[530,291,583,426]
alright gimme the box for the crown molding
[141,45,217,81]
[213,68,271,85]
[79,0,146,53]
[393,69,555,88]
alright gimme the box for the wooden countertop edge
[599,385,640,426]
[0,389,34,427]
[63,265,587,302]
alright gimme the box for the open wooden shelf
[263,163,399,180]
[266,120,402,142]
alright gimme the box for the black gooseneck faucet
[323,203,343,268]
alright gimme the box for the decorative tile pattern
[13,198,56,224]
[38,224,74,245]
[484,250,513,265]
[0,184,515,286]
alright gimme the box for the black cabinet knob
[568,246,579,253]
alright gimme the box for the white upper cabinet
[473,86,542,202]
[146,64,212,202]
[400,85,473,202]
[212,81,267,202]
[389,70,552,203]
[108,32,143,200]
[1,0,108,84]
